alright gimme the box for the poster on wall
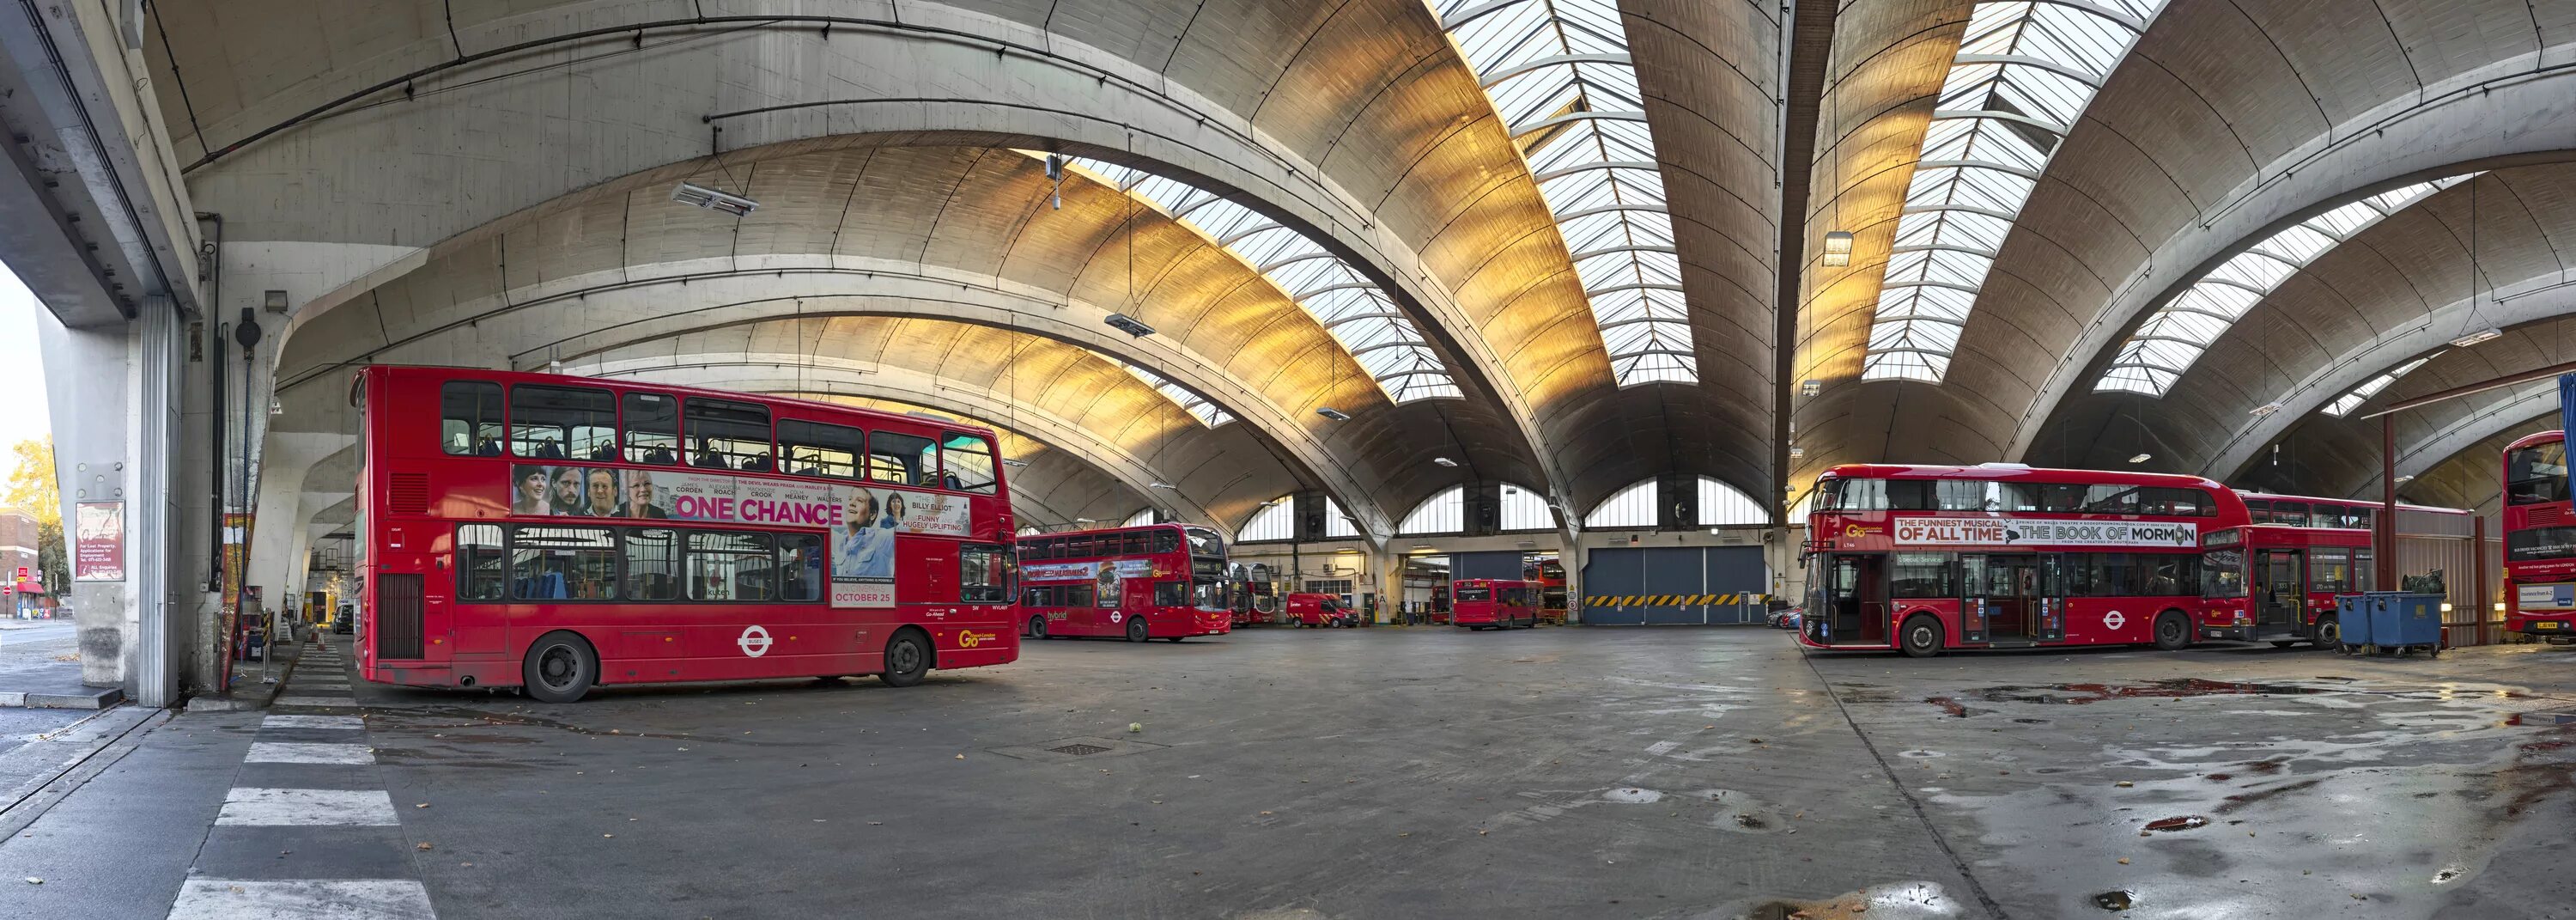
[499,467,985,609]
[74,501,125,582]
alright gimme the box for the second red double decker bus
[356,365,1022,703]
[2502,430,2576,639]
[1801,464,2245,656]
[1018,524,1232,642]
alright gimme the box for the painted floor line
[271,697,360,709]
[167,879,434,920]
[216,787,401,826]
[244,742,374,765]
[261,715,365,730]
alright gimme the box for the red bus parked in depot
[1452,579,1539,630]
[2196,492,2468,646]
[1018,524,1231,643]
[1801,464,2244,656]
[2502,430,2576,639]
[354,365,1020,702]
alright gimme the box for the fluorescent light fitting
[1821,231,1853,267]
[2393,474,2415,484]
[1315,407,1351,422]
[1431,457,1457,467]
[1788,446,1804,458]
[1073,517,1095,524]
[1801,379,1821,396]
[2249,402,2283,417]
[1000,459,1028,468]
[2128,453,2151,464]
[1148,481,1176,490]
[671,181,758,216]
[1104,313,1156,338]
[2449,328,2502,348]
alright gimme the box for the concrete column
[39,300,185,704]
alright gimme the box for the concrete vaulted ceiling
[154,0,1792,519]
[1795,0,2576,504]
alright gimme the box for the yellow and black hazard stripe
[1580,593,1772,607]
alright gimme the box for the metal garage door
[1450,551,1526,581]
[1580,546,1767,625]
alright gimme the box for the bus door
[1965,554,2047,642]
[1820,554,1886,643]
[1123,577,1157,626]
[2254,549,2305,634]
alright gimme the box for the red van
[1452,579,1539,631]
[1285,593,1358,628]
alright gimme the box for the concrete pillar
[39,299,185,704]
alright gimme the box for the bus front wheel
[1127,616,1150,643]
[1899,614,1944,658]
[2312,616,2340,648]
[1028,615,1048,640]
[2151,610,2191,650]
[880,631,933,687]
[521,631,598,704]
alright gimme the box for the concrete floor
[4,627,2575,919]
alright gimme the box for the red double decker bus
[2196,493,2379,647]
[355,366,1020,702]
[1522,559,1568,624]
[2502,430,2576,639]
[1800,464,2245,656]
[1017,524,1231,642]
[1452,579,1539,630]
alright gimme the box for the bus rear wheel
[2151,610,2191,650]
[1028,615,1048,640]
[1127,616,1150,643]
[521,631,597,704]
[880,631,932,687]
[1899,614,1943,659]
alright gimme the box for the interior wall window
[780,533,826,601]
[939,433,999,494]
[623,393,679,465]
[866,430,934,484]
[779,420,863,479]
[440,381,505,456]
[622,528,680,601]
[511,526,618,600]
[510,385,618,461]
[1498,484,1553,531]
[687,531,774,601]
[1399,486,1466,534]
[684,398,774,472]
[457,524,506,600]
[960,544,1009,603]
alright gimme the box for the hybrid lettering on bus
[355,365,1019,702]
[2503,430,2576,638]
[1018,524,1232,642]
[1801,464,2247,657]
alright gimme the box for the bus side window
[939,433,999,494]
[457,524,506,600]
[779,533,825,601]
[440,381,504,456]
[623,528,680,600]
[511,385,617,460]
[960,545,1008,603]
[686,399,774,472]
[779,420,863,479]
[1154,582,1187,606]
[623,393,679,465]
[866,430,934,485]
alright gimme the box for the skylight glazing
[2321,353,2438,417]
[1434,0,1696,386]
[2095,174,2476,396]
[1121,362,1235,427]
[1061,156,1461,403]
[1861,0,2165,383]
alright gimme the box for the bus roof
[2233,490,2467,516]
[372,364,999,440]
[1815,462,2226,491]
[2506,429,2566,452]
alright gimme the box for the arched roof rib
[1435,0,1697,386]
[1859,0,2166,383]
[2229,336,2562,508]
[2025,164,2576,482]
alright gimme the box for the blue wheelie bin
[2368,592,2445,657]
[2332,594,2373,654]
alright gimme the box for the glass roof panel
[1437,0,1694,386]
[1864,0,2166,384]
[2321,352,2439,417]
[1121,362,1235,428]
[1055,155,1461,404]
[2093,174,2476,396]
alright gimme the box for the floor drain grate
[1050,743,1114,757]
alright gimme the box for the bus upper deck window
[623,393,678,465]
[779,419,863,479]
[866,430,934,485]
[440,381,503,456]
[511,385,617,461]
[685,399,774,472]
[940,433,999,494]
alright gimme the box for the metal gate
[1580,546,1767,625]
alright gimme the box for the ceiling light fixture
[1073,517,1095,525]
[1431,457,1457,467]
[1000,459,1029,468]
[1787,445,1804,458]
[1104,313,1156,338]
[1315,407,1351,422]
[2128,453,2151,464]
[2249,402,2282,417]
[1820,231,1854,267]
[671,181,758,216]
[1148,481,1176,490]
[2393,474,2415,484]
[2448,328,2501,348]
[1800,379,1821,396]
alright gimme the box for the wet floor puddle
[1923,679,2329,716]
[1737,881,1958,919]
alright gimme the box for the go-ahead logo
[957,630,999,649]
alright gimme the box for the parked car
[1769,607,1802,630]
